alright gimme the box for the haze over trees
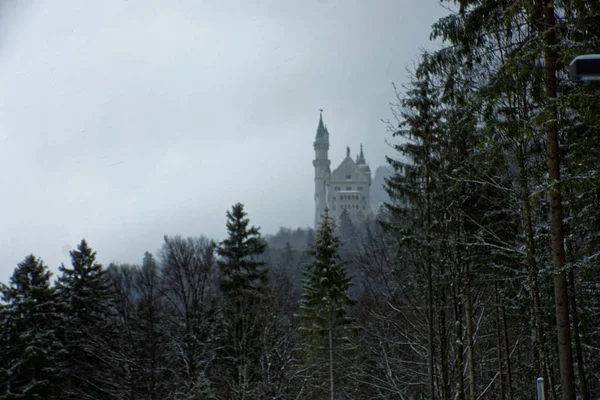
[1,1,599,399]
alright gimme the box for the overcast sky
[0,0,447,283]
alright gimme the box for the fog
[0,0,446,282]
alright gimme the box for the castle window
[332,196,335,201]
[358,186,363,191]
[362,196,366,200]
[334,187,340,191]
[346,187,351,191]
[363,206,366,210]
[346,174,351,179]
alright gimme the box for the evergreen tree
[0,255,65,400]
[56,239,120,399]
[298,209,357,400]
[215,203,271,399]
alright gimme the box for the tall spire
[356,143,366,164]
[315,109,328,140]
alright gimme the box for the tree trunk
[425,150,435,400]
[494,285,505,400]
[567,269,590,400]
[438,289,450,400]
[538,1,576,398]
[329,316,335,400]
[427,262,435,400]
[517,144,551,400]
[453,283,465,400]
[501,306,514,400]
[465,265,476,400]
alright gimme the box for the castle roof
[315,110,329,140]
[330,149,370,183]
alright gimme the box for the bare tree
[159,235,219,399]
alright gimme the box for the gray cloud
[0,0,446,282]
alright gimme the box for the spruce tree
[56,239,120,399]
[216,203,270,398]
[298,209,357,400]
[0,255,65,400]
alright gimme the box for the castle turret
[356,143,366,165]
[356,143,371,185]
[313,110,331,229]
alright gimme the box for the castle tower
[313,110,331,229]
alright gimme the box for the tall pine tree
[0,255,65,400]
[56,239,121,400]
[298,209,357,400]
[215,203,271,399]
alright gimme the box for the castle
[313,111,372,229]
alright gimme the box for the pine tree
[55,239,120,399]
[298,208,357,400]
[215,203,271,399]
[0,255,65,400]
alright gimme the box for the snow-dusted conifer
[215,203,271,398]
[298,208,357,399]
[0,255,65,399]
[56,239,120,399]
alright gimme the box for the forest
[1,1,599,399]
